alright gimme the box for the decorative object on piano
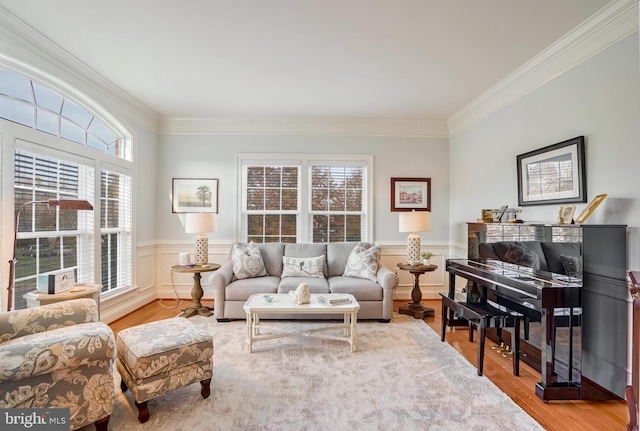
[478,207,522,223]
[557,204,576,224]
[390,177,431,211]
[421,251,433,265]
[399,210,430,265]
[516,136,586,206]
[575,193,607,224]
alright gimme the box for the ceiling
[0,0,613,121]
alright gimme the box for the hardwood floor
[108,298,630,430]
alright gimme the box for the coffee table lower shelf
[243,293,360,353]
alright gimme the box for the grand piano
[446,223,628,402]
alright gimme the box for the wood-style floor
[108,298,630,430]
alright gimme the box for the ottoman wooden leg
[201,378,212,399]
[135,400,150,423]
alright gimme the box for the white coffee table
[243,293,360,353]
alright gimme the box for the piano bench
[440,293,521,377]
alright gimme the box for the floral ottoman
[116,317,213,423]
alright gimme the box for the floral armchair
[0,298,115,431]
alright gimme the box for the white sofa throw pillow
[281,255,325,278]
[232,242,268,280]
[343,242,381,282]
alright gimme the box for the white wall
[449,33,640,265]
[156,134,450,244]
[154,134,451,300]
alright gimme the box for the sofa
[0,298,115,431]
[207,241,399,321]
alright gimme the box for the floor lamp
[7,199,93,311]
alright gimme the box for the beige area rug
[87,314,545,431]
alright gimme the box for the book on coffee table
[317,294,352,305]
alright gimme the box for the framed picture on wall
[172,178,218,213]
[390,177,431,211]
[516,136,586,206]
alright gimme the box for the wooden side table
[172,264,220,318]
[24,283,102,318]
[397,262,438,319]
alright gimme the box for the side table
[397,262,438,319]
[24,283,102,318]
[172,264,220,318]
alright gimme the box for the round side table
[397,262,438,319]
[171,263,220,318]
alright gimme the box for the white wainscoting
[383,244,449,300]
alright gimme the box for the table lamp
[185,212,216,265]
[399,210,430,265]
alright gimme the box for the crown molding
[447,0,639,136]
[159,116,449,138]
[0,6,160,133]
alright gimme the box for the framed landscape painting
[172,178,218,213]
[390,177,431,211]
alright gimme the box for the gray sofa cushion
[326,242,360,276]
[328,276,383,301]
[277,277,329,293]
[225,276,280,300]
[256,242,286,276]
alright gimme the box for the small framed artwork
[172,178,218,213]
[516,136,586,206]
[390,177,431,212]
[557,204,576,224]
[575,194,607,223]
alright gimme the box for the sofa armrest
[377,264,399,290]
[0,298,99,343]
[0,321,115,383]
[208,260,234,291]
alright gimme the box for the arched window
[1,66,133,310]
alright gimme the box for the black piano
[446,258,584,400]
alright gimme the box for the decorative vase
[423,259,430,266]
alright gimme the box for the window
[240,155,371,243]
[2,67,132,309]
[0,68,129,159]
[13,150,95,309]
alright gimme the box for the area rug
[86,314,544,431]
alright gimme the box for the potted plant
[421,251,433,265]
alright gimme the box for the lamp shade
[399,210,430,233]
[185,212,217,234]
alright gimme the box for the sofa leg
[135,400,150,423]
[379,319,391,323]
[94,415,110,431]
[120,379,128,392]
[200,378,211,399]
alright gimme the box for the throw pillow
[343,242,381,282]
[560,254,582,277]
[232,242,268,280]
[281,255,325,278]
[502,243,540,269]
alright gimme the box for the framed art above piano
[453,221,628,401]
